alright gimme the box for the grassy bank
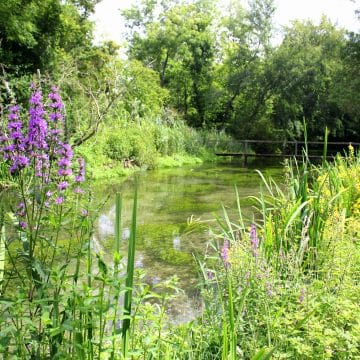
[76,118,240,181]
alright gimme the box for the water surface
[93,159,282,321]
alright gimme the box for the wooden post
[294,140,298,157]
[244,140,248,166]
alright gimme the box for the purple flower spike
[2,105,30,174]
[35,153,49,177]
[27,88,48,151]
[57,143,73,178]
[298,288,306,303]
[55,197,64,205]
[16,202,26,217]
[250,224,259,257]
[75,157,85,183]
[10,155,30,174]
[48,86,64,122]
[221,239,230,268]
[57,181,69,191]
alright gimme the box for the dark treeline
[1,0,359,146]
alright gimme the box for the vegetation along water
[0,0,359,358]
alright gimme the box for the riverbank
[75,119,238,181]
[1,86,358,357]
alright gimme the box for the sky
[91,0,359,46]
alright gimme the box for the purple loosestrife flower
[19,221,27,230]
[57,181,69,191]
[9,155,30,174]
[47,86,64,146]
[75,157,85,183]
[35,153,50,178]
[298,288,306,303]
[16,202,26,217]
[55,197,64,205]
[73,187,85,195]
[48,86,64,113]
[266,283,274,297]
[80,209,88,217]
[206,270,214,281]
[27,88,48,151]
[57,143,73,177]
[2,105,30,174]
[250,224,259,257]
[221,239,230,268]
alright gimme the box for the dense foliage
[1,0,359,165]
[122,0,359,142]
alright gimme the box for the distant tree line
[1,0,359,144]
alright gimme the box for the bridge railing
[215,139,360,160]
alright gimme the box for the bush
[104,130,132,160]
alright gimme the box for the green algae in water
[159,196,220,214]
[94,161,283,301]
[137,223,180,243]
[134,222,203,267]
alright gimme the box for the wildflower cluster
[0,84,86,228]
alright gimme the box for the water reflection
[98,214,114,239]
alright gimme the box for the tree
[213,0,275,138]
[122,0,216,126]
[331,32,360,139]
[269,18,346,139]
[0,0,98,76]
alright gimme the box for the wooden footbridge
[215,140,360,164]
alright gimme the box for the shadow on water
[93,158,283,321]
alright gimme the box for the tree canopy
[1,0,359,143]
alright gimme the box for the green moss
[136,223,180,241]
[134,223,197,266]
[160,197,219,214]
[157,248,192,265]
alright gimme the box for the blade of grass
[112,193,122,358]
[122,184,138,356]
[235,186,245,230]
[115,193,122,254]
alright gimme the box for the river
[93,158,282,322]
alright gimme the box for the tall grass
[197,145,360,358]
